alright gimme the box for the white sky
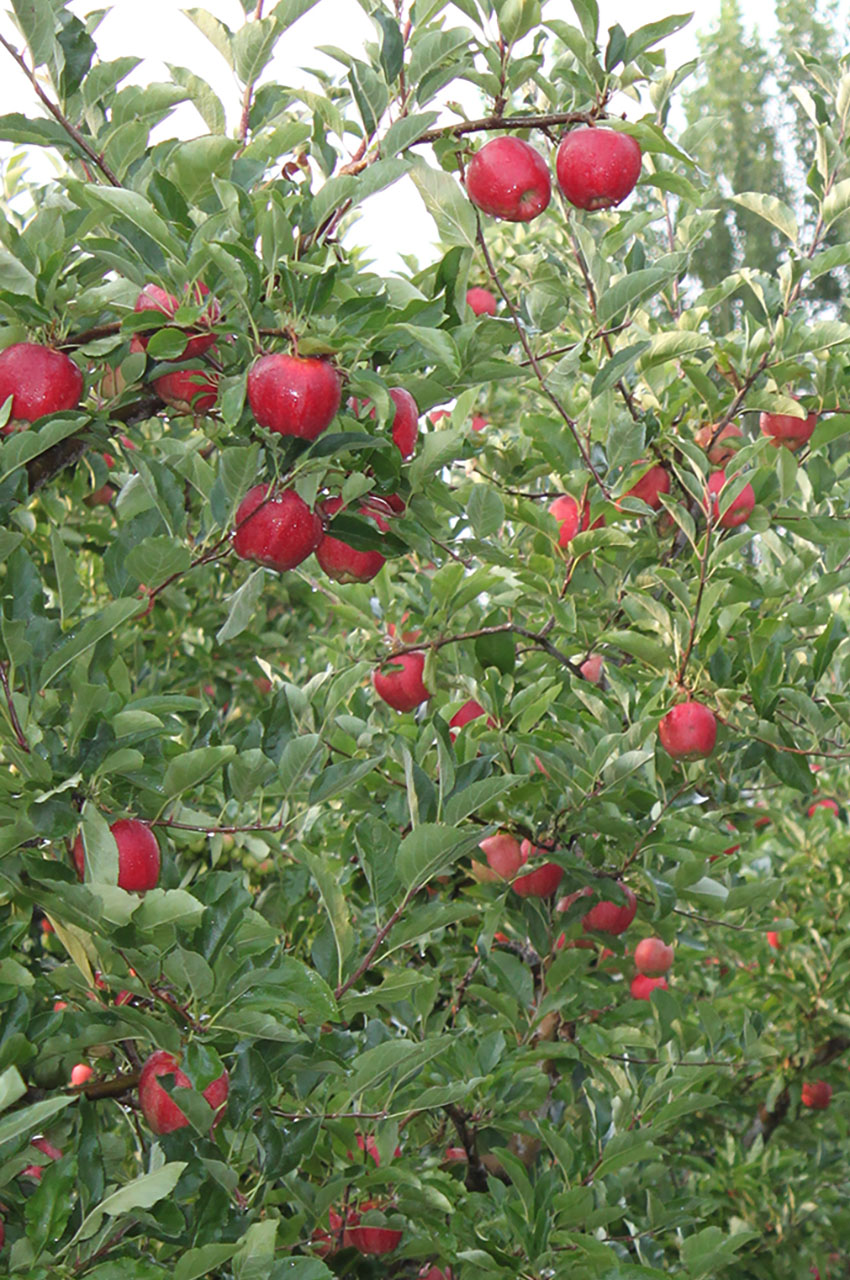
[0,0,799,271]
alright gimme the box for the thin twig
[335,884,419,1000]
[0,662,29,752]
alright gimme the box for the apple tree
[2,0,850,1277]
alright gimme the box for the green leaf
[183,8,234,68]
[396,823,484,888]
[467,485,505,537]
[730,192,798,243]
[597,267,673,325]
[174,1244,239,1280]
[125,537,192,591]
[0,1065,27,1112]
[79,802,119,886]
[409,157,478,247]
[444,776,523,825]
[0,1094,76,1147]
[81,187,185,256]
[75,1163,187,1242]
[10,0,55,66]
[822,177,850,228]
[382,111,439,157]
[217,569,265,643]
[163,746,237,798]
[40,599,142,689]
[232,16,280,83]
[50,528,84,624]
[270,0,322,33]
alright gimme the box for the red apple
[349,387,419,459]
[466,287,497,316]
[705,471,755,529]
[345,1225,402,1256]
[581,884,637,934]
[138,1048,229,1134]
[23,1136,63,1179]
[807,797,839,818]
[694,421,743,465]
[555,127,642,210]
[623,462,670,510]
[634,936,674,975]
[511,840,563,898]
[0,342,83,432]
[72,818,161,892]
[152,366,218,414]
[70,1063,93,1086]
[580,655,604,684]
[767,930,781,950]
[373,651,431,712]
[658,701,717,760]
[478,832,523,880]
[315,496,387,583]
[449,698,495,738]
[465,135,552,222]
[472,415,488,432]
[247,353,341,440]
[801,1080,832,1110]
[134,282,219,359]
[549,494,589,549]
[760,405,817,450]
[233,484,324,571]
[630,973,668,1000]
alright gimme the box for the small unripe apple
[70,1063,93,1086]
[760,405,817,450]
[373,651,431,711]
[138,1048,229,1134]
[705,471,755,529]
[233,484,324,571]
[0,342,83,432]
[658,701,717,760]
[465,135,552,222]
[72,818,161,891]
[315,497,387,583]
[511,840,563,898]
[801,1080,832,1110]
[478,832,523,880]
[466,287,497,316]
[807,797,839,818]
[134,282,219,359]
[581,883,637,934]
[623,462,670,510]
[247,353,341,440]
[634,936,674,975]
[152,366,218,414]
[694,421,742,465]
[555,127,642,210]
[630,973,668,1000]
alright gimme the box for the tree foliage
[1,0,850,1277]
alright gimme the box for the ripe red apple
[623,462,670,510]
[466,287,497,316]
[581,884,637,934]
[634,936,674,975]
[580,655,604,684]
[555,127,642,210]
[658,701,717,761]
[511,840,564,898]
[0,342,83,432]
[373,651,431,711]
[694,421,742,465]
[23,1136,63,1179]
[315,496,387,583]
[247,353,341,440]
[767,930,781,950]
[420,1268,453,1280]
[472,415,487,432]
[72,818,161,891]
[705,471,755,529]
[152,366,218,414]
[70,1063,93,1086]
[233,484,324,571]
[138,1048,229,1134]
[760,405,817,450]
[478,832,523,880]
[630,973,668,1000]
[134,282,219,359]
[449,698,495,738]
[807,797,839,818]
[549,494,589,549]
[465,135,552,222]
[349,387,419,459]
[345,1224,402,1256]
[801,1080,832,1110]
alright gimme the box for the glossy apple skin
[760,407,817,449]
[630,973,668,1000]
[387,387,419,459]
[634,936,674,975]
[72,818,161,891]
[134,283,219,359]
[581,884,637,934]
[556,128,642,210]
[705,471,755,529]
[549,494,587,548]
[139,1048,229,1134]
[624,463,670,510]
[479,832,523,880]
[449,699,495,738]
[466,136,552,222]
[466,287,497,316]
[247,353,341,440]
[511,840,563,898]
[315,496,387,583]
[694,421,742,465]
[0,342,83,432]
[801,1080,832,1110]
[152,366,218,414]
[808,797,839,817]
[658,701,717,760]
[233,484,324,572]
[373,651,430,711]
